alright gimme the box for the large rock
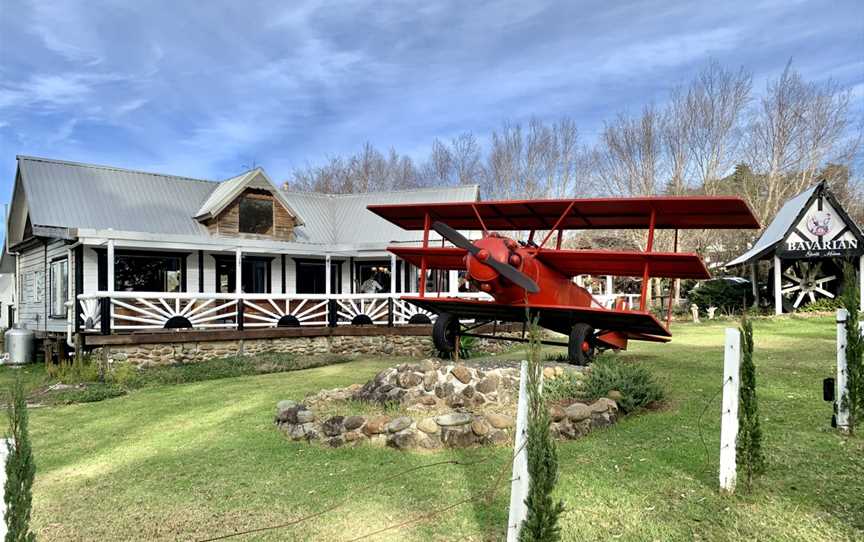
[387,429,417,450]
[607,390,623,401]
[476,375,499,394]
[398,372,423,388]
[417,417,440,434]
[590,398,618,414]
[451,365,472,384]
[322,416,345,437]
[565,402,592,421]
[471,419,491,436]
[441,427,477,447]
[344,415,366,431]
[549,405,566,422]
[387,416,413,433]
[277,404,306,424]
[435,413,472,427]
[363,415,391,436]
[417,359,436,372]
[435,382,455,399]
[423,371,438,390]
[486,413,514,429]
[296,409,316,424]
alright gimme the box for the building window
[115,254,183,292]
[50,259,68,317]
[214,256,272,293]
[239,197,273,234]
[355,261,391,293]
[296,260,341,294]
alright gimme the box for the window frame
[49,256,69,319]
[238,195,274,235]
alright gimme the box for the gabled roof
[725,180,863,267]
[194,168,304,225]
[7,156,478,249]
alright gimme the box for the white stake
[507,360,532,541]
[836,309,850,433]
[719,328,740,493]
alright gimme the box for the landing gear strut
[568,323,595,366]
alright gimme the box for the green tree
[519,320,564,541]
[5,376,36,542]
[736,314,765,492]
[840,263,863,434]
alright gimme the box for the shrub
[519,319,564,541]
[542,372,583,403]
[5,376,36,542]
[439,335,480,360]
[52,383,127,404]
[581,356,664,414]
[688,277,753,314]
[840,263,863,434]
[797,297,842,313]
[736,314,765,491]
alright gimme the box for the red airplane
[368,197,759,364]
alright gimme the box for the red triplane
[368,197,759,364]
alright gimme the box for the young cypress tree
[5,376,36,542]
[519,320,564,542]
[736,314,765,492]
[840,262,863,434]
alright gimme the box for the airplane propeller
[432,221,540,293]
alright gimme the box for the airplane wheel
[568,323,595,366]
[433,312,459,354]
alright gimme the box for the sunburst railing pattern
[77,291,492,333]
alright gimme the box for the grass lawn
[5,316,863,541]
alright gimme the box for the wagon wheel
[780,261,837,309]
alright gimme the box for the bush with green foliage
[688,278,753,314]
[542,372,583,403]
[736,314,765,491]
[519,320,564,541]
[840,263,863,434]
[5,376,36,542]
[797,297,843,313]
[581,355,664,414]
[439,335,480,360]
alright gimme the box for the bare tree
[743,61,855,222]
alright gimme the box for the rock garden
[274,357,623,451]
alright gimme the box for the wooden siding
[205,189,297,241]
[16,239,69,333]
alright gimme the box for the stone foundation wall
[90,332,517,367]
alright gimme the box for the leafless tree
[743,61,855,222]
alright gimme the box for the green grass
[5,316,863,541]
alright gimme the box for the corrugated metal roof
[195,170,248,218]
[18,156,215,236]
[14,156,478,247]
[725,184,818,267]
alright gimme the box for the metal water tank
[4,324,35,365]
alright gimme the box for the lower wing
[402,296,670,339]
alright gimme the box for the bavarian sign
[778,195,863,259]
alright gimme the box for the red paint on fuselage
[466,235,595,308]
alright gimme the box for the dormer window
[239,196,273,234]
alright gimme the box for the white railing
[76,291,490,333]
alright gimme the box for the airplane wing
[368,196,760,231]
[534,250,710,279]
[402,296,671,338]
[388,247,466,270]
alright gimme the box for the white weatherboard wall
[16,239,68,332]
[719,328,741,493]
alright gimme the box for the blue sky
[1,0,862,213]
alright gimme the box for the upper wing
[403,296,671,338]
[368,196,760,231]
[534,249,710,279]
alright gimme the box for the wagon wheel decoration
[780,262,836,309]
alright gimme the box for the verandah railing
[76,292,488,333]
